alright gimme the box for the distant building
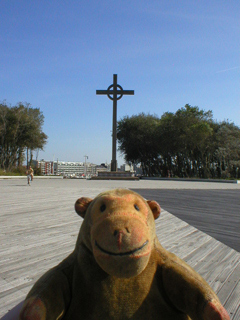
[96,163,111,172]
[55,161,97,177]
[32,159,139,176]
[120,163,134,172]
[32,159,53,175]
[32,159,109,177]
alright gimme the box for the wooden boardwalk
[0,179,239,319]
[132,189,240,252]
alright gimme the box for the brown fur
[20,189,230,320]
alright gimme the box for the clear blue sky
[1,1,239,165]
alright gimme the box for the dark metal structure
[96,74,134,171]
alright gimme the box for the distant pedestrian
[26,166,34,185]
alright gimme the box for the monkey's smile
[95,240,149,256]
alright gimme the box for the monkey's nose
[113,228,130,237]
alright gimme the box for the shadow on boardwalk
[132,189,240,252]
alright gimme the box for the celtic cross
[96,74,134,172]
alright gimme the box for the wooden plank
[221,274,240,319]
[233,305,240,320]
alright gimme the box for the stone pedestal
[91,171,139,180]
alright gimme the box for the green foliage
[33,167,42,176]
[0,166,26,176]
[0,101,47,171]
[117,113,160,176]
[117,104,240,179]
[212,121,240,178]
[12,166,27,175]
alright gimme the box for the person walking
[26,166,34,185]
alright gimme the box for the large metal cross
[96,74,134,172]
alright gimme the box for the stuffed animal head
[75,189,160,278]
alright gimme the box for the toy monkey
[19,189,230,319]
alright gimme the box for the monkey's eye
[134,204,140,211]
[100,204,106,212]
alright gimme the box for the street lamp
[84,155,88,177]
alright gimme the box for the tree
[213,121,240,178]
[117,113,160,176]
[159,105,214,178]
[0,101,47,171]
[117,104,240,178]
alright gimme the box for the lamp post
[84,155,88,177]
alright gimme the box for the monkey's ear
[147,200,161,220]
[75,197,93,218]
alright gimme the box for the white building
[55,161,97,176]
[32,160,136,177]
[120,163,134,172]
[32,160,100,177]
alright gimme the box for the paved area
[0,178,239,319]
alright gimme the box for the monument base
[111,160,117,172]
[91,171,139,181]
